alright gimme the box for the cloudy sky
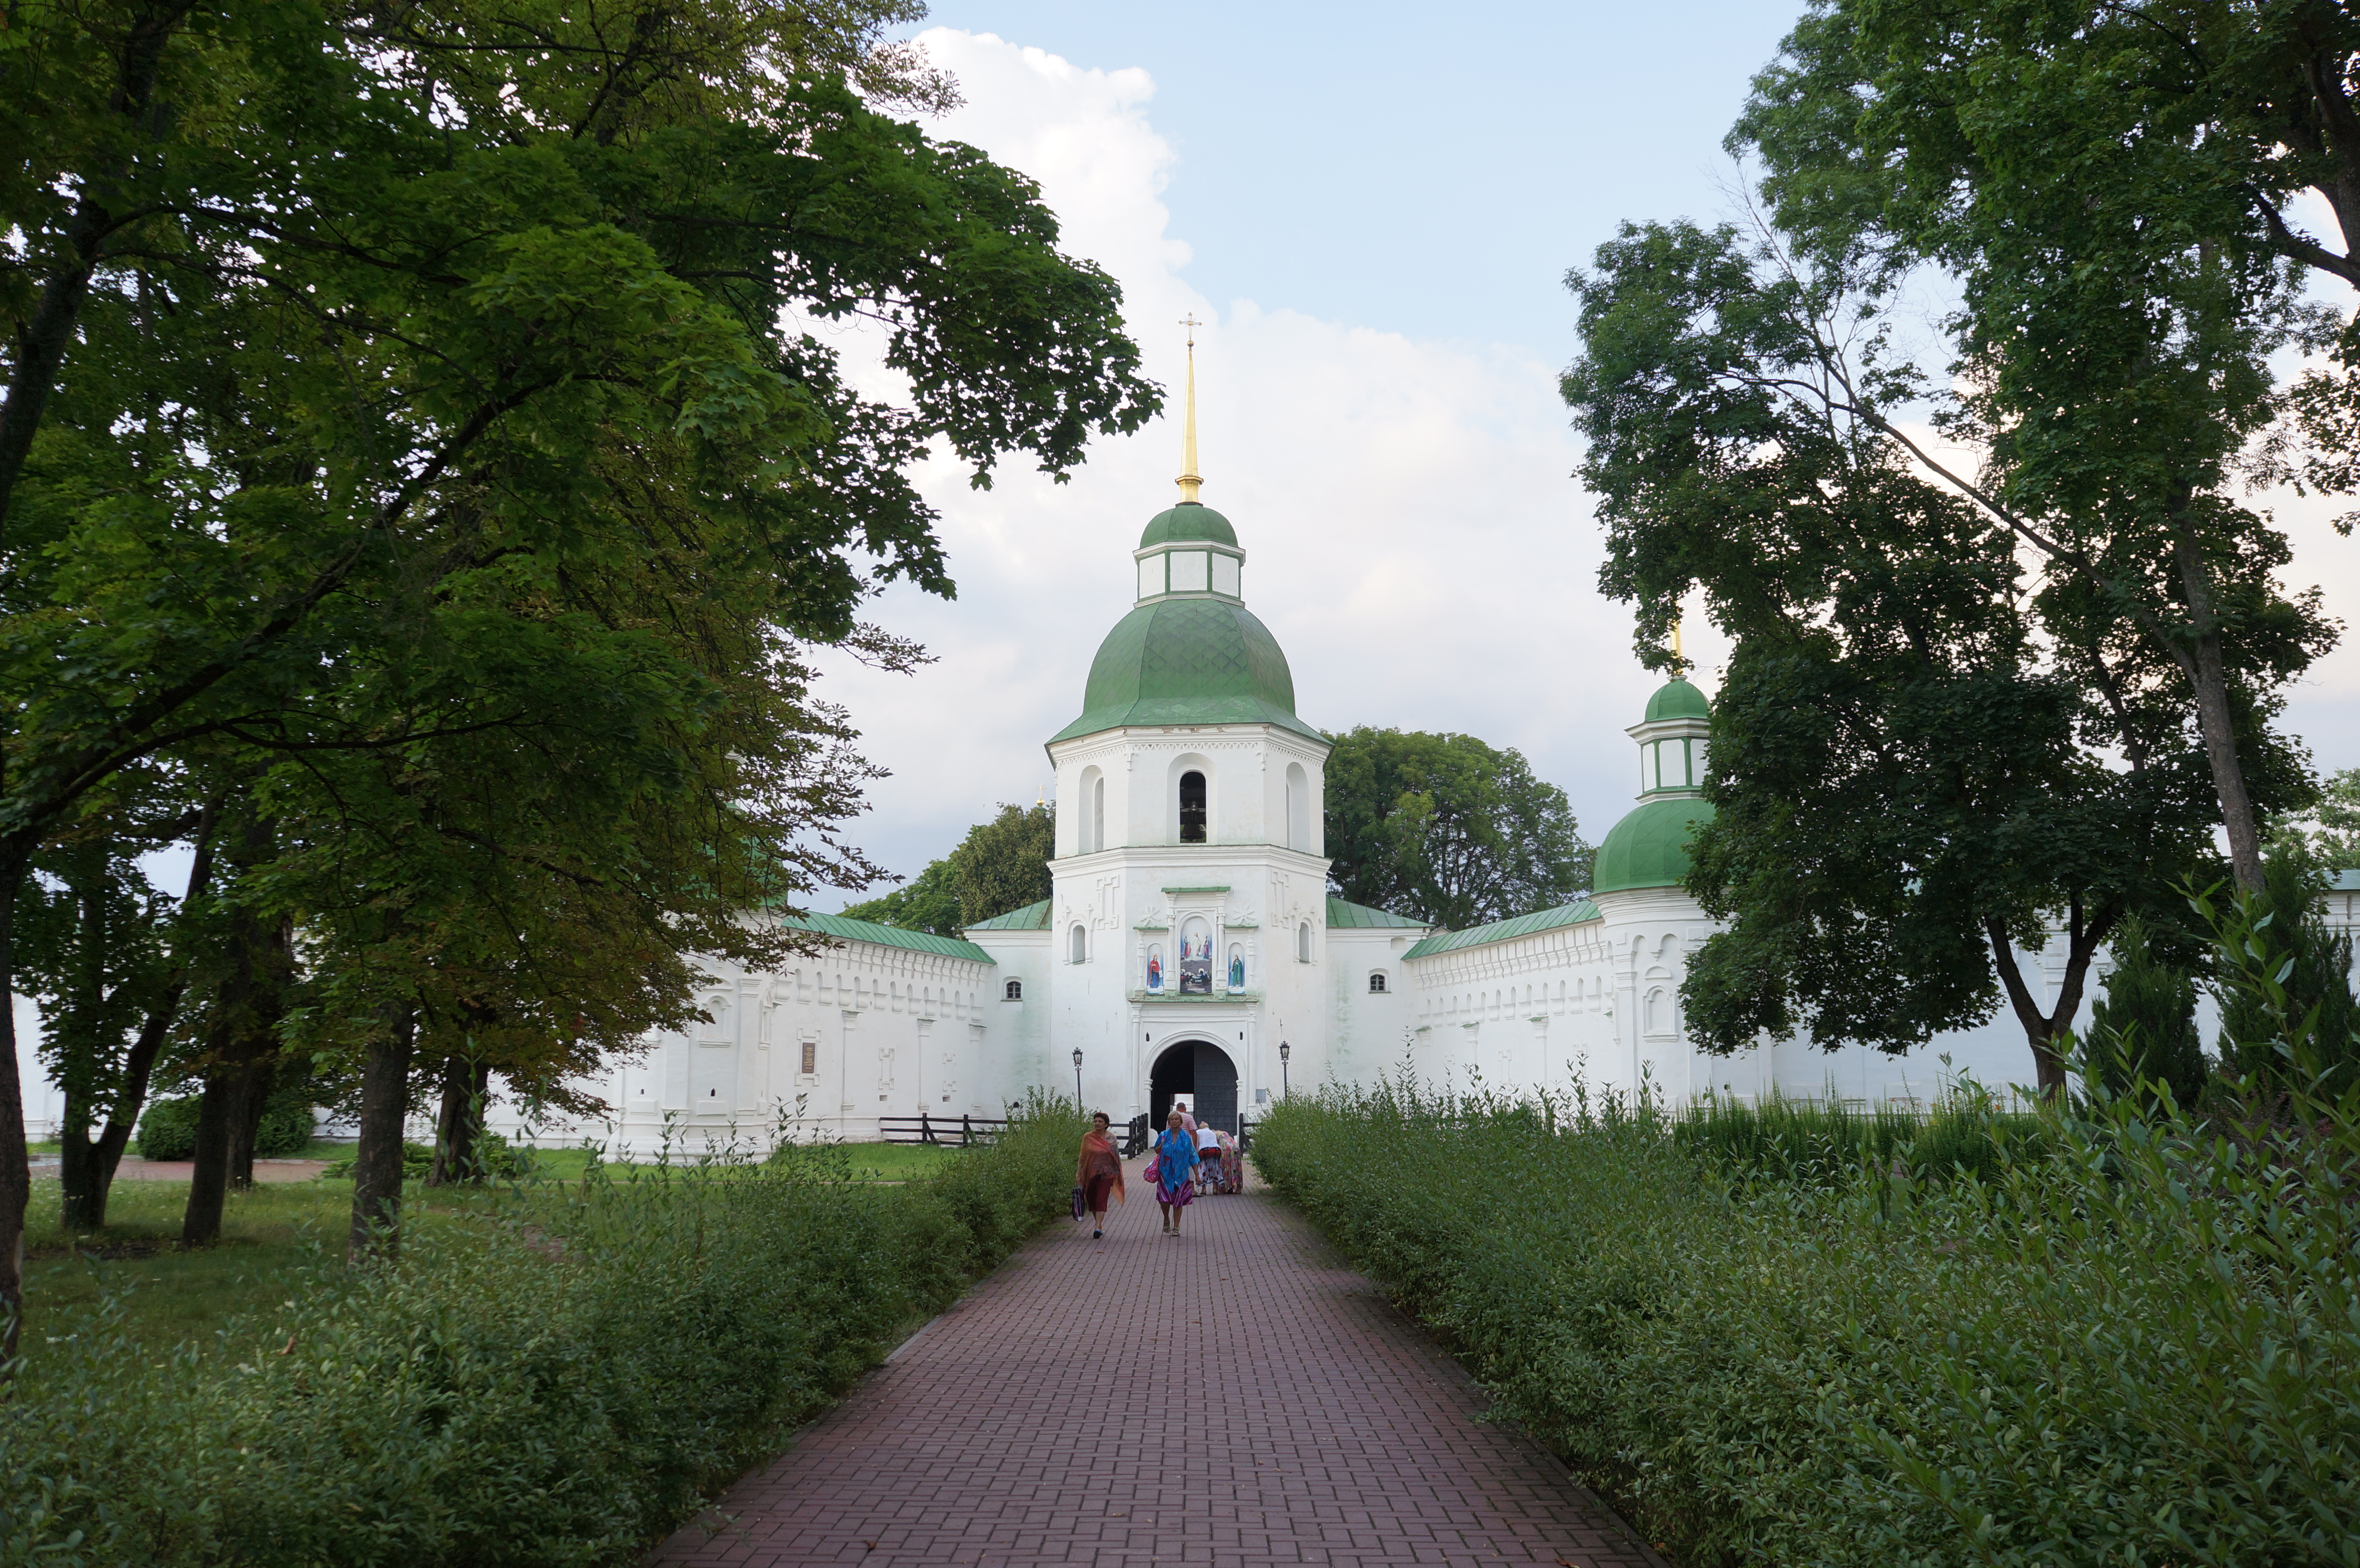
[809,1,2360,908]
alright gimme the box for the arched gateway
[1148,1040,1239,1136]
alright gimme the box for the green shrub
[134,1087,315,1162]
[2088,915,2209,1108]
[1672,1085,2046,1186]
[0,1103,1085,1567]
[253,1096,314,1158]
[317,1142,433,1181]
[1254,1078,2360,1567]
[133,1095,201,1161]
[2215,850,2359,1092]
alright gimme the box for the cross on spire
[1177,316,1204,503]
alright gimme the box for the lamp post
[1278,1039,1291,1100]
[1072,1047,1084,1111]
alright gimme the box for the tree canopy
[842,803,1056,935]
[0,0,1156,1315]
[1734,0,2348,891]
[1563,1,2350,1093]
[1323,728,1591,931]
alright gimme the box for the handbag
[1142,1155,1160,1186]
[1070,1184,1086,1221]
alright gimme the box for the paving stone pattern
[649,1159,1666,1568]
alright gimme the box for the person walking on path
[1076,1112,1124,1240]
[1154,1107,1200,1236]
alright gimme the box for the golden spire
[1671,615,1685,674]
[1177,314,1203,503]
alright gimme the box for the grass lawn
[17,1139,971,1353]
[20,1178,491,1356]
[824,1140,971,1182]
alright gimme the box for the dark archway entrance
[1148,1040,1239,1136]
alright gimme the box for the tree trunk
[230,1062,265,1191]
[78,982,194,1232]
[179,1068,245,1247]
[350,1004,417,1263]
[180,818,287,1244]
[0,857,28,1363]
[2168,522,2267,894]
[61,802,219,1234]
[428,1056,491,1187]
[56,1102,105,1235]
[1988,901,2120,1100]
[55,857,110,1232]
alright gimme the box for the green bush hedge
[135,1092,315,1161]
[1,1103,1084,1568]
[132,1095,200,1161]
[1253,1080,2360,1567]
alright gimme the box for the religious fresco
[1228,944,1246,990]
[1145,944,1164,992]
[1179,918,1213,994]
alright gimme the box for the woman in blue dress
[1154,1106,1200,1237]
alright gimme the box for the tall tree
[14,831,172,1230]
[840,856,964,937]
[0,2,1155,1323]
[1735,0,2350,891]
[1562,219,2312,1093]
[1323,728,1591,931]
[176,807,295,1247]
[948,804,1057,929]
[842,802,1061,935]
[2278,765,2360,870]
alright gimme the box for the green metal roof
[1139,502,1238,548]
[966,899,1051,931]
[1644,678,1710,722]
[1402,900,1601,960]
[1326,896,1426,930]
[783,911,996,963]
[1050,598,1325,745]
[1593,796,1716,893]
[2332,870,2360,892]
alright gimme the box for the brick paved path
[650,1158,1665,1568]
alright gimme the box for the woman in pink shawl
[1075,1112,1124,1241]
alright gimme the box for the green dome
[1593,796,1716,894]
[1138,502,1238,549]
[1644,677,1710,722]
[1050,598,1323,744]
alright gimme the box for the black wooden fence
[878,1114,1007,1147]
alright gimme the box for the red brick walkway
[651,1157,1664,1568]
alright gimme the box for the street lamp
[1072,1047,1084,1111]
[1278,1039,1291,1100]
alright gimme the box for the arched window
[1069,924,1087,963]
[1285,761,1311,852]
[1368,971,1388,994]
[1645,988,1666,1034]
[1179,770,1207,843]
[1297,921,1312,963]
[1004,979,1022,1001]
[1091,775,1106,851]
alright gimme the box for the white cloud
[809,29,1685,899]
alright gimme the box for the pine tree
[2089,919,2208,1110]
[2215,852,2359,1094]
